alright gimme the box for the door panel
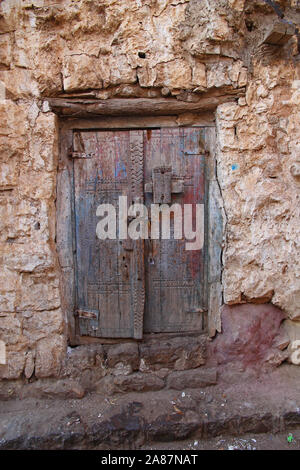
[144,128,206,333]
[73,130,144,338]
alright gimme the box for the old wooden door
[72,127,207,339]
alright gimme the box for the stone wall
[0,0,299,390]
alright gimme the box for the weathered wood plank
[205,127,224,337]
[57,121,222,343]
[48,92,244,117]
[144,128,207,334]
[60,113,215,131]
[74,130,135,338]
[56,128,77,344]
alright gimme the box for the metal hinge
[68,151,95,159]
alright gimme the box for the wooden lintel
[60,113,216,131]
[47,91,245,118]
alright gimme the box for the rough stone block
[106,342,139,371]
[63,55,103,92]
[22,309,64,345]
[155,60,192,90]
[139,336,206,371]
[284,320,300,365]
[19,275,60,312]
[191,62,206,87]
[35,335,66,378]
[0,34,11,68]
[21,378,85,399]
[63,344,105,377]
[167,368,217,390]
[0,315,23,348]
[0,350,26,379]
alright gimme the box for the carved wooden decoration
[129,131,145,339]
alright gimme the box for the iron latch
[68,151,95,159]
[144,166,184,204]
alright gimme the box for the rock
[24,351,35,379]
[228,0,245,12]
[19,274,60,312]
[191,62,206,87]
[106,342,139,371]
[147,410,201,442]
[161,87,170,97]
[284,320,300,365]
[0,315,21,345]
[263,349,289,367]
[137,66,156,88]
[111,373,165,393]
[0,34,11,68]
[139,336,206,371]
[283,411,300,428]
[0,350,26,380]
[21,379,85,399]
[238,68,248,87]
[63,55,103,92]
[63,344,105,377]
[22,309,64,345]
[167,368,217,390]
[35,335,66,378]
[111,363,132,376]
[210,304,286,368]
[155,59,192,90]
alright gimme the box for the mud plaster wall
[0,0,299,383]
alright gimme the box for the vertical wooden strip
[206,127,224,337]
[129,130,145,339]
[57,128,78,344]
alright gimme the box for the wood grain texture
[143,128,207,334]
[205,127,224,337]
[129,131,145,339]
[73,131,133,338]
[56,128,77,344]
[60,114,215,131]
[47,92,244,117]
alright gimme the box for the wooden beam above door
[46,88,245,118]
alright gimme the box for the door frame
[56,113,224,345]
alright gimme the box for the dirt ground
[0,364,300,449]
[142,428,300,450]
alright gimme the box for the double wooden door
[72,127,207,339]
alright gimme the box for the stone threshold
[0,364,299,449]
